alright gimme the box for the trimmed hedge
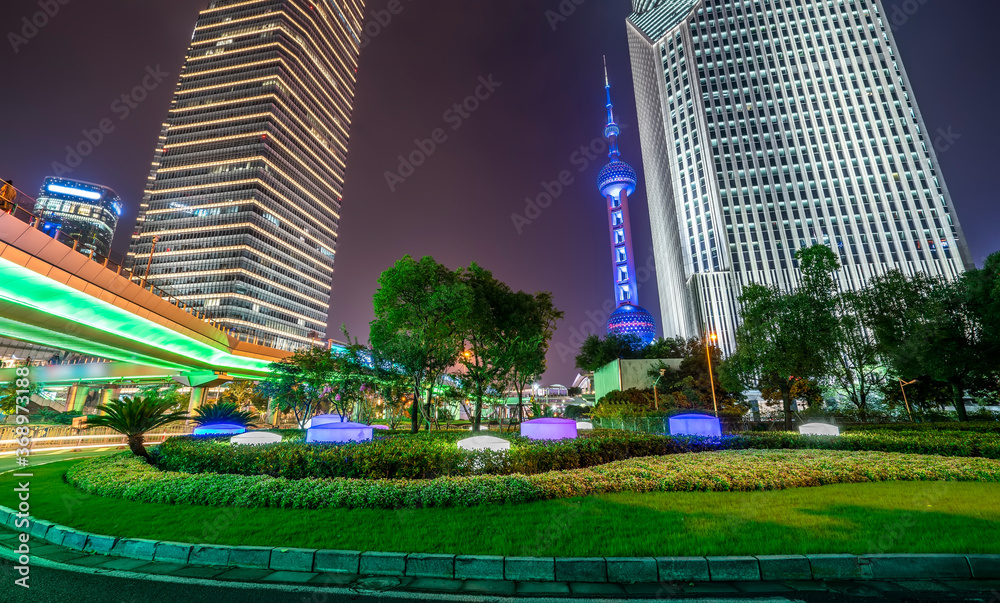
[151,428,1000,481]
[151,431,726,480]
[66,450,1000,510]
[734,430,1000,458]
[845,422,1000,434]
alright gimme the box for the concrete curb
[0,504,991,584]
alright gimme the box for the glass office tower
[627,0,973,352]
[35,177,123,258]
[129,0,365,350]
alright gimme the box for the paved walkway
[2,527,999,600]
[0,447,121,474]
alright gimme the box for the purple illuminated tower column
[597,59,657,345]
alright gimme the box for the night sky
[3,0,998,385]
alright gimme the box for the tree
[867,256,1000,422]
[260,346,338,428]
[326,327,374,421]
[574,333,645,372]
[457,264,516,431]
[649,338,745,416]
[369,256,471,433]
[826,289,886,420]
[721,245,840,429]
[0,380,40,416]
[87,393,188,459]
[367,344,412,428]
[220,381,266,414]
[502,291,563,426]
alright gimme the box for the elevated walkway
[0,211,294,380]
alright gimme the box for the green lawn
[6,460,1000,557]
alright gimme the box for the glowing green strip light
[0,257,274,376]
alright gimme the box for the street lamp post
[706,332,719,417]
[141,236,159,288]
[899,378,918,423]
[652,368,666,410]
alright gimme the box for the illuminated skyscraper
[35,177,123,258]
[598,61,657,346]
[627,0,973,351]
[129,0,365,350]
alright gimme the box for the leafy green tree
[220,381,267,414]
[0,380,40,416]
[87,393,188,459]
[827,289,886,420]
[260,346,338,428]
[574,333,644,372]
[721,245,840,429]
[502,291,563,425]
[326,327,376,421]
[367,344,412,427]
[649,338,745,416]
[575,334,686,373]
[867,256,1000,421]
[369,256,471,433]
[457,264,517,431]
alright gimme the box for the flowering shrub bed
[152,428,1000,481]
[66,450,1000,510]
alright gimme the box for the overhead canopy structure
[0,213,299,382]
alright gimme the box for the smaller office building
[34,177,122,258]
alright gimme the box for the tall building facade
[627,0,973,352]
[598,62,658,345]
[35,177,123,258]
[129,0,365,350]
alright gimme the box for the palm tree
[192,402,256,428]
[88,393,188,459]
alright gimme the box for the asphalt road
[2,557,999,603]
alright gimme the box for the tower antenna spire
[603,56,620,161]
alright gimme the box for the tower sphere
[606,303,657,346]
[598,161,637,198]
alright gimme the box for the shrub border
[65,449,1000,510]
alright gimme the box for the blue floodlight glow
[47,183,102,200]
[193,423,247,436]
[521,418,577,441]
[306,421,373,444]
[668,414,722,437]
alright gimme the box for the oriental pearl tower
[597,59,657,346]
